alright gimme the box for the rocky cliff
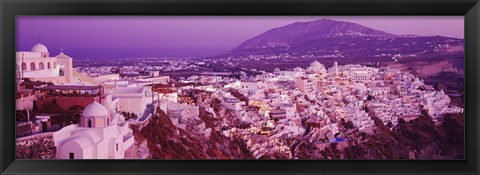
[131,107,254,159]
[296,111,464,159]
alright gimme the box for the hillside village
[16,43,464,159]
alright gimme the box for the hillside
[234,18,395,50]
[130,107,254,159]
[296,111,464,159]
[227,19,463,59]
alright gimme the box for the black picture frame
[1,0,479,174]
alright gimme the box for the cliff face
[131,108,254,159]
[416,60,461,77]
[296,112,464,159]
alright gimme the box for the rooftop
[35,85,102,91]
[112,87,144,94]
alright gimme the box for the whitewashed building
[16,43,74,84]
[110,87,147,116]
[306,60,327,74]
[54,101,134,159]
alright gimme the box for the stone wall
[16,134,56,159]
[16,122,33,138]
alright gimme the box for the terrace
[35,85,104,98]
[150,83,178,93]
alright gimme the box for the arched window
[39,62,44,70]
[53,62,57,69]
[21,63,27,70]
[87,119,92,128]
[107,118,110,126]
[30,62,36,70]
[47,62,51,69]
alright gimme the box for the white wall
[16,95,35,110]
[117,97,146,116]
[60,140,93,159]
[94,74,120,82]
[23,68,60,78]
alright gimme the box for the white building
[92,73,120,83]
[347,65,377,82]
[327,61,342,77]
[159,100,200,121]
[423,89,451,118]
[333,61,339,76]
[306,60,327,74]
[346,106,374,132]
[222,92,243,111]
[371,86,390,96]
[140,76,170,85]
[110,87,147,116]
[54,101,134,159]
[276,71,298,81]
[16,92,36,110]
[16,43,74,84]
[239,81,266,100]
[295,77,316,92]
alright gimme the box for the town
[15,43,464,159]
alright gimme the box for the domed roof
[31,43,49,53]
[310,60,323,67]
[82,101,109,117]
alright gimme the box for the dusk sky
[16,16,464,59]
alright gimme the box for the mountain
[234,18,395,50]
[227,18,464,59]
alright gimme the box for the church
[16,42,74,84]
[52,101,135,159]
[306,60,327,74]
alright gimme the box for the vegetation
[121,111,138,121]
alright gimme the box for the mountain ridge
[233,18,397,51]
[223,18,463,59]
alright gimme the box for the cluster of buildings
[16,43,463,159]
[176,60,462,158]
[15,43,164,159]
[75,58,202,76]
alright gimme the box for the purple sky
[16,16,464,59]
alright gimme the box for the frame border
[1,0,479,175]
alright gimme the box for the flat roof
[112,87,144,94]
[35,85,102,91]
[149,84,175,88]
[128,80,150,83]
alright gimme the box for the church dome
[82,101,109,117]
[31,43,49,53]
[310,60,323,67]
